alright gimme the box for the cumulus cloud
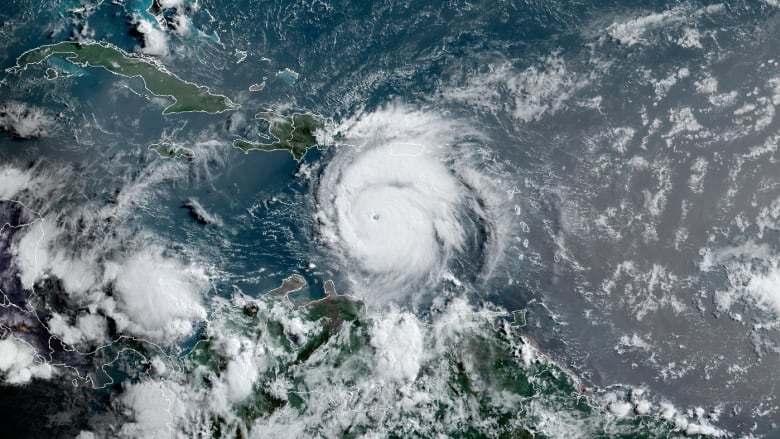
[6,161,210,346]
[14,225,209,345]
[118,380,193,439]
[0,336,54,384]
[370,313,424,382]
[13,213,49,290]
[222,350,258,402]
[119,337,261,437]
[606,8,684,46]
[47,312,108,346]
[698,240,780,323]
[13,219,100,296]
[606,5,724,47]
[183,198,222,226]
[0,101,54,139]
[442,56,582,123]
[745,267,780,315]
[90,293,728,438]
[157,0,185,8]
[133,15,169,56]
[169,14,191,37]
[207,337,260,413]
[105,250,209,342]
[0,166,33,198]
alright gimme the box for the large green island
[10,41,238,114]
[233,112,325,161]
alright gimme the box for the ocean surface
[2,0,780,437]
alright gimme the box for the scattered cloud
[442,55,584,123]
[0,101,54,139]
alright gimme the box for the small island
[233,112,324,161]
[512,309,527,327]
[10,41,238,114]
[266,274,307,299]
[148,142,194,159]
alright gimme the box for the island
[233,112,325,161]
[248,80,266,91]
[512,308,527,327]
[265,274,307,299]
[148,142,194,159]
[10,41,238,114]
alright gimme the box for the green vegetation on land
[179,278,692,438]
[11,41,237,114]
[233,112,324,161]
[148,142,194,159]
[512,309,527,327]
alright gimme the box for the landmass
[233,112,325,161]
[248,80,266,91]
[148,142,194,159]
[303,279,364,325]
[265,274,307,299]
[184,277,688,438]
[10,41,238,114]
[512,309,527,327]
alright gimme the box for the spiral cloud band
[315,105,512,302]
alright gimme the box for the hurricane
[314,105,513,302]
[8,0,778,436]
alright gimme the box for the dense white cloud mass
[0,336,54,384]
[4,162,211,347]
[118,380,193,439]
[157,0,185,8]
[106,250,209,341]
[315,105,514,303]
[316,106,464,299]
[323,142,464,283]
[205,336,261,414]
[169,14,191,37]
[47,312,109,346]
[746,267,780,315]
[0,166,33,198]
[13,218,50,290]
[606,4,723,47]
[370,313,424,382]
[11,217,209,345]
[133,15,169,56]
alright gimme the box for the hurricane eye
[313,107,510,304]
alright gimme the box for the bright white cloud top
[0,336,55,384]
[106,250,209,341]
[315,104,513,303]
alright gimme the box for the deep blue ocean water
[3,0,780,437]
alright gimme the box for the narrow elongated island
[10,41,238,114]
